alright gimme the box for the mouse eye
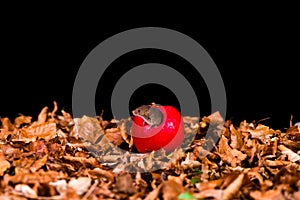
[137,109,140,113]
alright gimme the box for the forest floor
[1,102,300,200]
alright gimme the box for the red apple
[131,105,184,153]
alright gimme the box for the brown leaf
[218,135,247,167]
[63,155,98,167]
[249,124,280,143]
[100,120,111,129]
[200,157,219,181]
[115,173,136,194]
[264,159,291,167]
[144,184,163,200]
[105,127,124,146]
[37,106,48,124]
[250,185,286,200]
[0,144,22,157]
[145,174,186,200]
[193,189,222,200]
[286,125,300,140]
[28,140,48,154]
[120,119,132,146]
[207,111,225,126]
[183,116,199,137]
[1,117,14,131]
[13,157,35,170]
[197,112,224,139]
[294,191,300,200]
[29,155,48,172]
[247,167,264,185]
[196,179,223,191]
[15,122,57,143]
[0,160,10,176]
[4,167,67,185]
[73,115,104,143]
[278,144,300,162]
[193,145,212,160]
[50,101,58,119]
[241,136,259,163]
[261,138,278,157]
[166,148,186,170]
[221,173,244,200]
[4,103,300,199]
[58,109,74,128]
[162,179,185,200]
[230,124,243,150]
[135,171,148,191]
[88,167,115,183]
[93,184,116,199]
[181,152,201,169]
[14,115,32,127]
[62,186,81,200]
[282,136,300,149]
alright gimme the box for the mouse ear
[151,103,162,107]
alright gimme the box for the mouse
[132,105,164,128]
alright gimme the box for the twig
[82,179,99,200]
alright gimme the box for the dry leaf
[196,179,223,191]
[286,125,300,140]
[49,179,67,195]
[68,177,92,196]
[88,167,115,183]
[1,104,300,199]
[248,124,279,143]
[50,101,58,118]
[181,152,201,168]
[278,144,300,162]
[15,122,57,143]
[0,159,10,176]
[144,184,163,200]
[73,115,104,143]
[221,173,244,200]
[63,155,98,167]
[63,186,81,200]
[1,117,14,131]
[218,135,247,167]
[105,127,124,146]
[250,185,286,200]
[115,173,136,194]
[14,184,38,198]
[29,154,48,172]
[14,115,32,127]
[162,179,185,200]
[230,124,243,149]
[58,109,74,128]
[37,106,48,124]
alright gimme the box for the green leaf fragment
[190,177,201,184]
[178,191,197,200]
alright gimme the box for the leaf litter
[0,101,300,199]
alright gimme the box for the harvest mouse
[132,105,163,128]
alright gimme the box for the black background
[1,12,299,131]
